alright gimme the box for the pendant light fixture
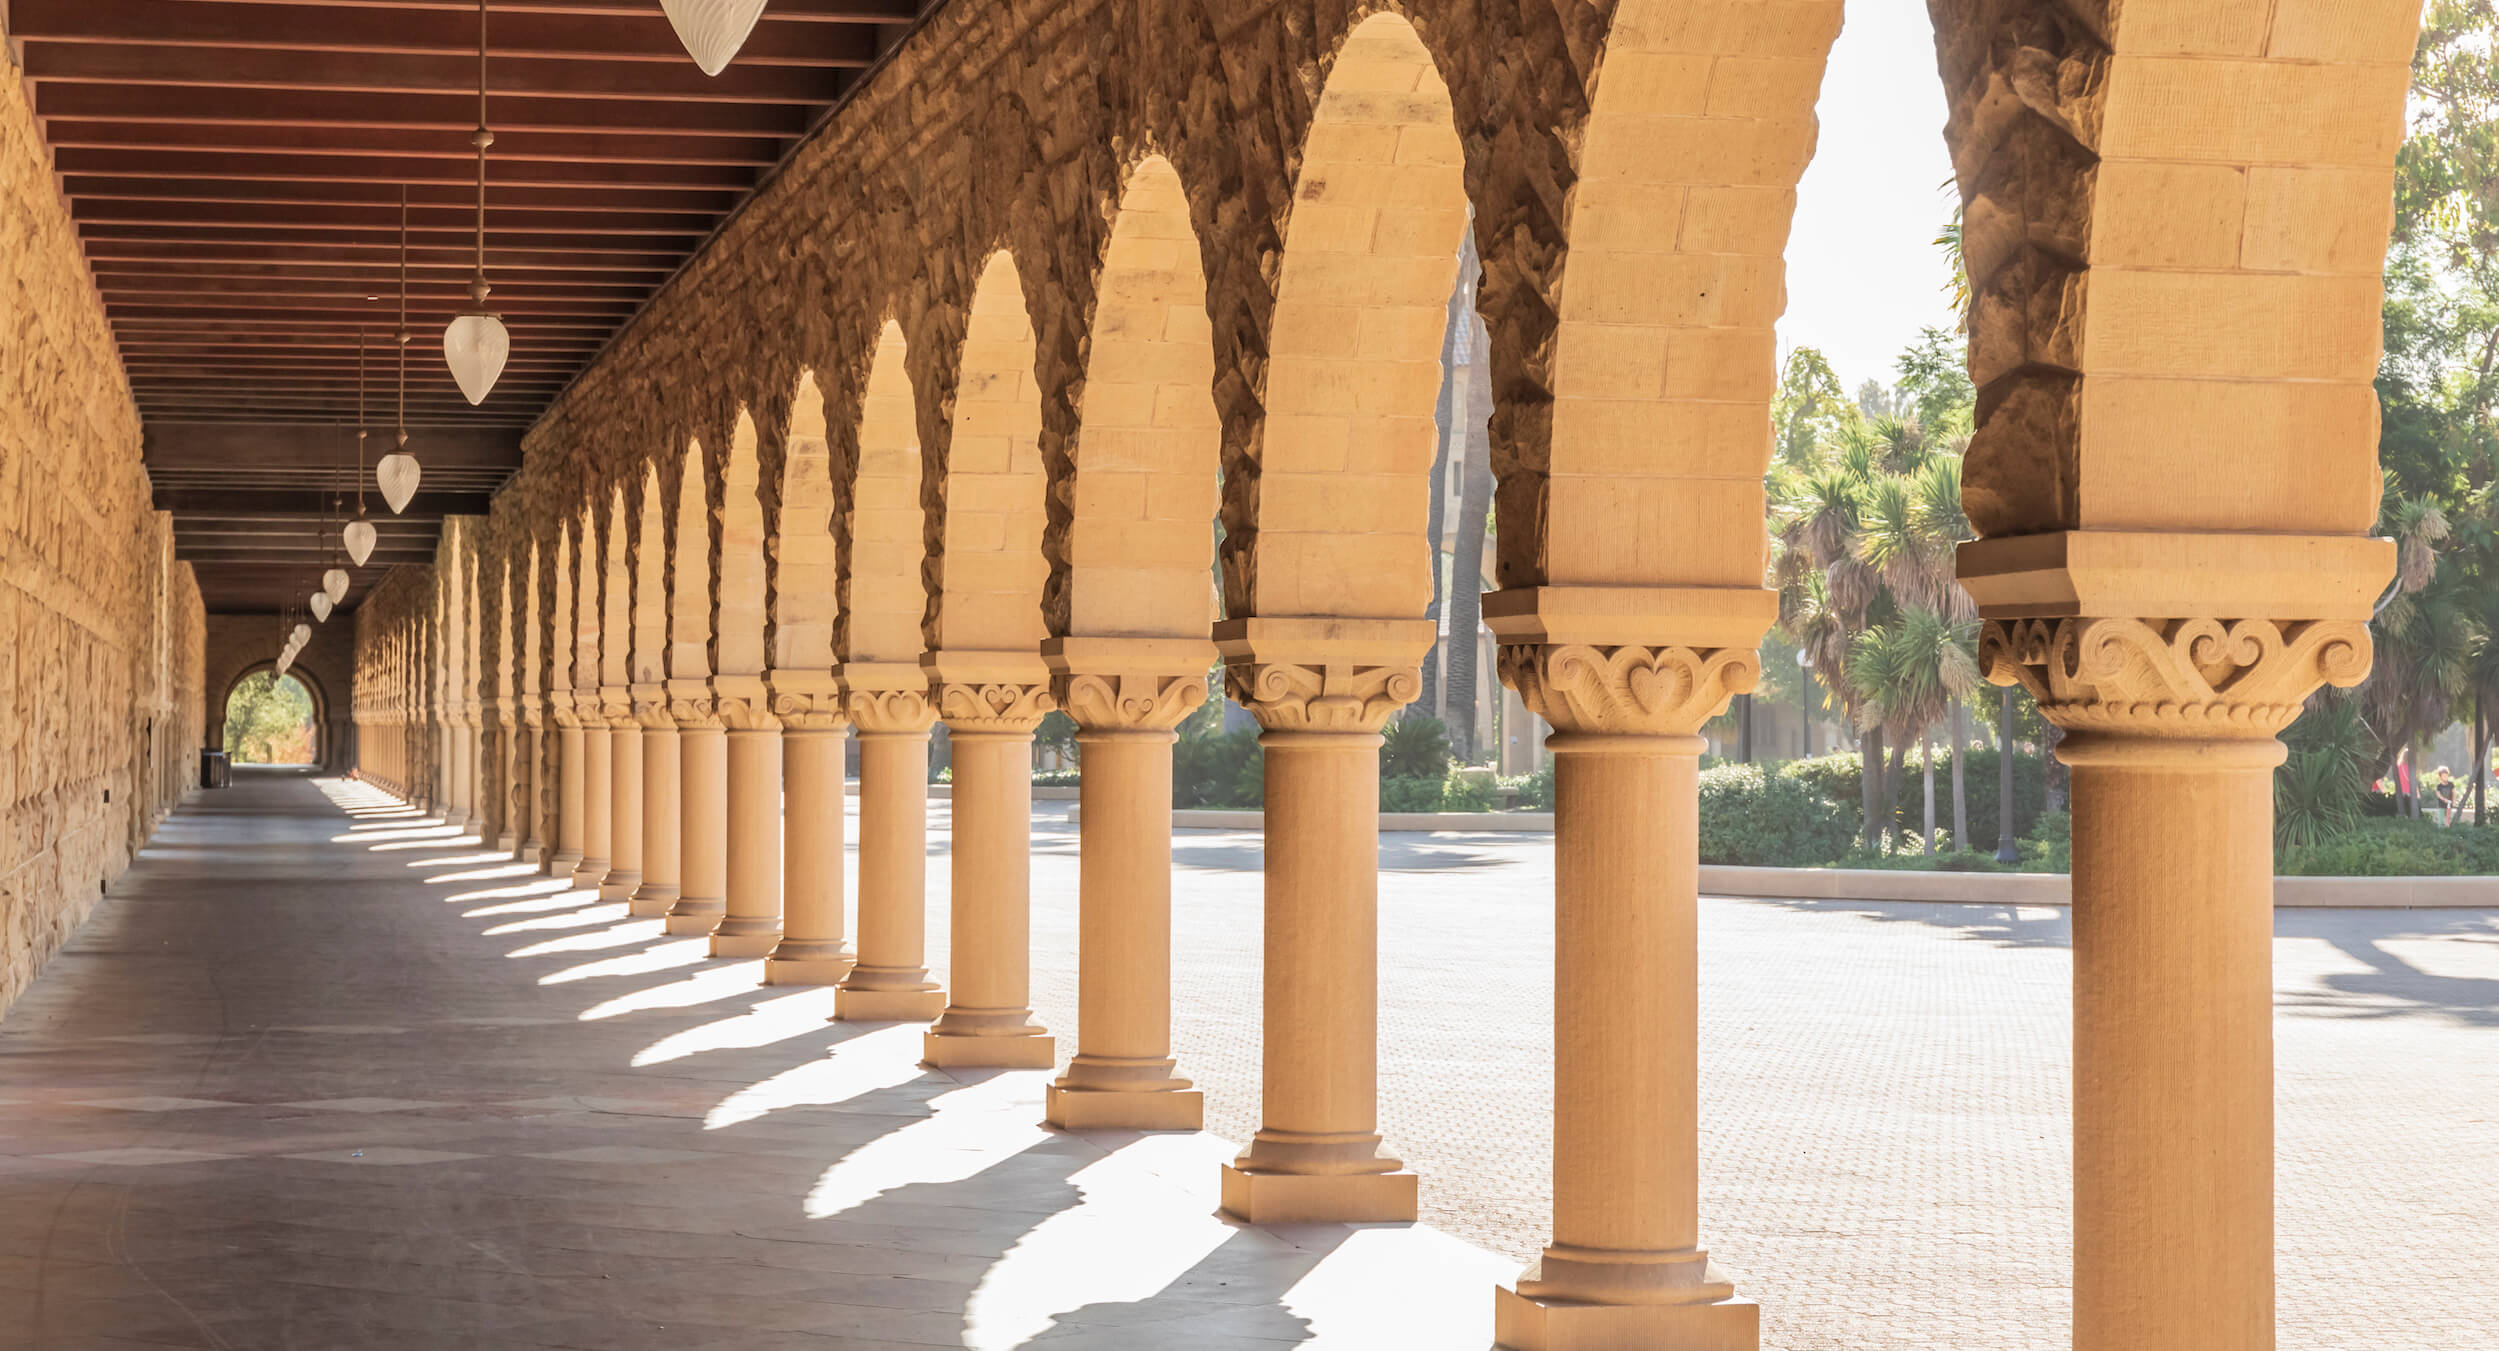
[443,0,509,404]
[309,510,333,621]
[378,187,424,512]
[343,328,379,568]
[662,0,770,76]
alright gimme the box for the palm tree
[1848,607,1982,852]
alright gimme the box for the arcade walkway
[0,770,1503,1350]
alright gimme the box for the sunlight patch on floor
[460,888,591,917]
[421,853,533,870]
[484,905,630,937]
[428,863,546,884]
[506,922,656,960]
[538,937,709,987]
[803,1071,1054,1220]
[704,1024,925,1129]
[630,989,844,1067]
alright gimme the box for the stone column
[517,702,547,864]
[548,696,587,879]
[1982,616,2370,1351]
[666,686,729,937]
[710,677,784,957]
[1488,591,1770,1350]
[441,706,467,827]
[1215,621,1432,1223]
[924,673,1056,1068]
[833,685,945,1020]
[1040,645,1207,1131]
[600,688,643,901]
[630,686,680,919]
[574,717,613,891]
[449,710,474,829]
[765,676,853,985]
[483,707,514,851]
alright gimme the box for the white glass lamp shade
[443,312,510,405]
[323,568,351,604]
[662,0,769,76]
[275,653,292,676]
[309,593,333,622]
[343,517,378,567]
[291,622,312,646]
[376,451,422,514]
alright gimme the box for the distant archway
[221,665,325,765]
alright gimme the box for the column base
[662,900,725,936]
[570,859,609,891]
[627,886,677,919]
[923,1031,1056,1069]
[832,986,948,1021]
[1219,1165,1418,1224]
[1493,1289,1759,1351]
[516,842,542,864]
[1044,1083,1204,1132]
[763,943,855,986]
[708,920,782,958]
[597,870,641,902]
[548,849,584,878]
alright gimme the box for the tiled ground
[4,770,2495,1348]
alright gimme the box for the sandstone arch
[601,488,630,689]
[931,251,1049,658]
[843,320,929,670]
[1235,10,1471,622]
[633,465,668,686]
[1053,155,1221,642]
[668,442,715,682]
[717,411,769,679]
[770,372,839,674]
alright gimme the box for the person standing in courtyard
[2435,766,2459,826]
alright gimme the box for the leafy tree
[224,671,315,764]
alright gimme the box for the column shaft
[1496,733,1756,1349]
[834,728,944,1019]
[632,722,681,918]
[518,728,546,863]
[712,725,785,956]
[602,723,643,901]
[767,725,852,984]
[666,724,729,934]
[1221,728,1412,1222]
[2070,742,2277,1351]
[925,729,1052,1067]
[550,724,586,876]
[575,725,612,890]
[1044,729,1200,1130]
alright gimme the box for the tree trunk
[2475,701,2488,827]
[1921,727,1937,856]
[1887,739,1909,853]
[1442,311,1495,764]
[1416,232,1475,721]
[1860,725,1885,852]
[1950,699,1969,851]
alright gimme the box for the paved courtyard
[0,770,2492,1348]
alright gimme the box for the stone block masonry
[0,42,207,1018]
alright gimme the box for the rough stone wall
[354,565,440,799]
[0,48,206,1019]
[203,614,355,769]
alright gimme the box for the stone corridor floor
[1,770,2494,1348]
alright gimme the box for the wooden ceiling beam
[51,147,759,189]
[34,83,815,137]
[65,175,742,212]
[46,122,787,167]
[21,41,855,101]
[83,224,708,255]
[8,0,885,66]
[88,240,680,269]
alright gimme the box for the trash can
[200,749,231,789]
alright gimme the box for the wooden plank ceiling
[6,0,915,611]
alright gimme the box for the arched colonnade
[350,4,2420,1348]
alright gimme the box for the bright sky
[1774,4,1962,395]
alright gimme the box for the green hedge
[1774,746,2046,845]
[1696,764,1858,867]
[2277,817,2499,876]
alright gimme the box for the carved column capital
[711,675,777,731]
[1981,617,2372,742]
[936,681,1055,736]
[1226,661,1419,734]
[1498,643,1760,738]
[765,670,850,733]
[1053,670,1204,733]
[848,687,936,736]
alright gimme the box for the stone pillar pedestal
[712,679,784,958]
[666,689,729,936]
[517,705,546,864]
[924,671,1056,1069]
[631,689,681,919]
[766,677,853,986]
[442,709,470,828]
[1041,642,1209,1131]
[574,719,612,892]
[601,689,643,901]
[549,706,586,879]
[1977,613,2372,1351]
[834,681,945,1021]
[1488,591,1770,1351]
[1215,619,1431,1223]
